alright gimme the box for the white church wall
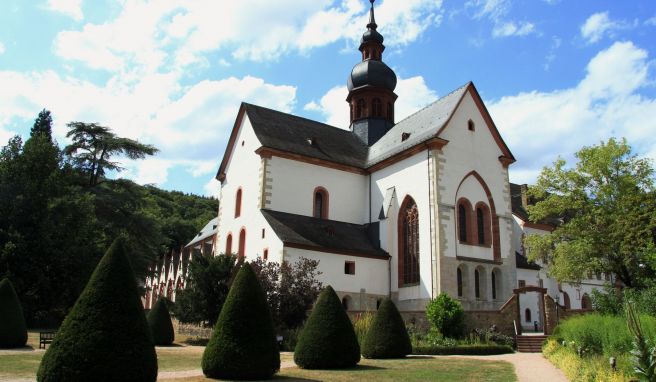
[437,91,512,262]
[267,157,367,224]
[216,115,284,263]
[283,247,389,309]
[371,153,433,305]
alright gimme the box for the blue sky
[1,0,655,196]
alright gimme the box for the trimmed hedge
[202,263,280,380]
[147,297,175,345]
[362,298,411,359]
[37,237,158,382]
[0,278,28,348]
[413,344,514,355]
[294,285,360,369]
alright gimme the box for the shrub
[0,278,28,348]
[353,312,374,348]
[626,302,656,381]
[471,328,516,347]
[280,326,303,352]
[362,298,412,359]
[147,297,175,346]
[201,263,280,380]
[425,293,464,338]
[294,286,360,369]
[36,237,157,382]
[413,344,514,355]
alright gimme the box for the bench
[39,331,55,349]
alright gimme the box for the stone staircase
[516,334,548,353]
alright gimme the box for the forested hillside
[0,110,217,326]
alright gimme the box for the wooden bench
[39,331,55,349]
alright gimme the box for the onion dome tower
[347,0,398,146]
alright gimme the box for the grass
[543,339,633,382]
[167,357,516,382]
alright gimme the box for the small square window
[344,261,355,275]
[518,280,526,288]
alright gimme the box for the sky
[1,0,655,197]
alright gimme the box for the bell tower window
[372,98,382,117]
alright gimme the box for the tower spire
[367,0,377,30]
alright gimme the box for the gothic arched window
[458,203,468,242]
[475,202,491,246]
[457,267,463,297]
[398,196,419,286]
[313,187,329,219]
[225,233,233,255]
[235,188,242,218]
[372,98,382,117]
[238,229,246,258]
[474,269,480,298]
[491,270,497,299]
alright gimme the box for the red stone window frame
[474,202,492,247]
[456,198,474,244]
[313,186,329,219]
[398,195,420,287]
[235,187,242,218]
[263,248,268,261]
[238,228,246,259]
[225,233,233,255]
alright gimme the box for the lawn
[1,339,515,382]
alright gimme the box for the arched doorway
[514,285,547,334]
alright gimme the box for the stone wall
[462,294,518,337]
[544,294,591,334]
[173,318,213,338]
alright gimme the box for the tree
[37,237,157,382]
[64,122,158,186]
[525,138,656,288]
[173,253,236,326]
[147,297,175,346]
[250,257,323,330]
[202,263,280,380]
[31,109,53,140]
[294,285,360,369]
[0,278,27,348]
[362,298,411,359]
[425,293,464,338]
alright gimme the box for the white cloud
[645,15,656,26]
[0,42,5,55]
[203,178,221,198]
[487,41,656,184]
[580,11,635,44]
[0,70,296,186]
[46,0,83,21]
[303,75,438,129]
[492,21,535,38]
[467,0,510,22]
[53,0,443,71]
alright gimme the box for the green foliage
[362,298,412,359]
[173,253,236,326]
[31,109,53,140]
[251,257,323,330]
[36,237,157,382]
[0,112,216,326]
[201,263,280,380]
[294,286,360,369]
[0,278,27,348]
[592,286,656,317]
[353,312,375,348]
[280,326,303,352]
[524,138,656,288]
[551,313,656,357]
[412,344,514,355]
[64,122,158,186]
[627,302,656,381]
[425,293,465,338]
[147,297,175,346]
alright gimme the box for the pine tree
[202,263,280,380]
[31,109,53,140]
[294,285,360,369]
[147,297,175,346]
[0,278,28,348]
[37,237,157,382]
[362,298,412,359]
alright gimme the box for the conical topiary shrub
[37,237,157,382]
[294,285,360,369]
[362,298,412,359]
[202,262,280,380]
[0,278,28,348]
[147,297,174,346]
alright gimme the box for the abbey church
[146,1,606,334]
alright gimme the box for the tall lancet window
[399,196,419,286]
[313,187,329,219]
[458,204,468,242]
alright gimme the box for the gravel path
[439,353,568,382]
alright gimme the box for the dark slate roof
[515,251,541,270]
[261,209,388,258]
[244,103,368,168]
[510,183,530,221]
